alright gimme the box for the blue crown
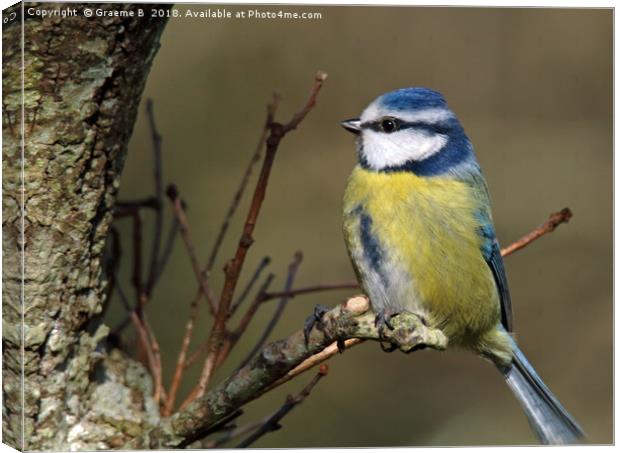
[379,87,448,111]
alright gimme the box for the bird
[339,87,584,445]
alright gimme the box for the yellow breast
[343,166,500,343]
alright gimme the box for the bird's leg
[336,338,346,353]
[303,304,331,345]
[375,308,398,353]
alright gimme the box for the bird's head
[342,88,475,176]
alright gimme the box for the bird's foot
[375,308,399,353]
[304,304,331,345]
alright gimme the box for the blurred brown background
[106,5,612,446]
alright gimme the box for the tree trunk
[2,3,169,450]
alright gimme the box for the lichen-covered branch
[138,296,446,448]
[2,4,170,450]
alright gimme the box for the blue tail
[501,344,585,444]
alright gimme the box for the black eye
[380,118,399,133]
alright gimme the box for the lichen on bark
[2,3,169,450]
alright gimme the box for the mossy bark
[2,3,169,450]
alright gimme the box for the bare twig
[236,364,329,448]
[115,197,160,211]
[230,256,271,316]
[190,409,244,447]
[282,71,328,133]
[261,281,359,302]
[500,208,573,257]
[164,271,208,414]
[143,314,165,405]
[131,211,144,313]
[114,278,133,313]
[128,311,163,403]
[237,252,303,369]
[268,338,363,392]
[155,216,179,281]
[166,184,217,314]
[200,418,267,448]
[205,95,280,274]
[192,73,327,404]
[232,274,276,345]
[145,99,165,296]
[212,273,276,370]
[183,273,275,371]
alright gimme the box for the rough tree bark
[2,4,169,450]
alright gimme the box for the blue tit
[341,87,584,444]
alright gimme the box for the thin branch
[267,338,363,392]
[164,273,208,415]
[232,274,276,345]
[145,99,165,296]
[237,252,303,370]
[205,95,280,274]
[115,197,160,211]
[212,273,276,370]
[129,311,162,401]
[190,409,244,447]
[230,256,271,316]
[192,72,327,404]
[155,216,179,281]
[261,281,359,302]
[166,184,217,314]
[236,364,329,448]
[131,211,144,313]
[143,314,165,405]
[282,71,328,133]
[500,208,573,257]
[115,278,133,313]
[184,274,352,371]
[200,417,267,448]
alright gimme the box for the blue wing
[477,213,513,332]
[461,167,513,332]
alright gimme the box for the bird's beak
[341,118,361,135]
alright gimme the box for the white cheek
[360,130,447,170]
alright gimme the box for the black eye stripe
[361,120,449,135]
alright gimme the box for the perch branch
[138,296,446,448]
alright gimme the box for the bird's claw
[336,338,346,353]
[304,304,331,346]
[375,309,398,353]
